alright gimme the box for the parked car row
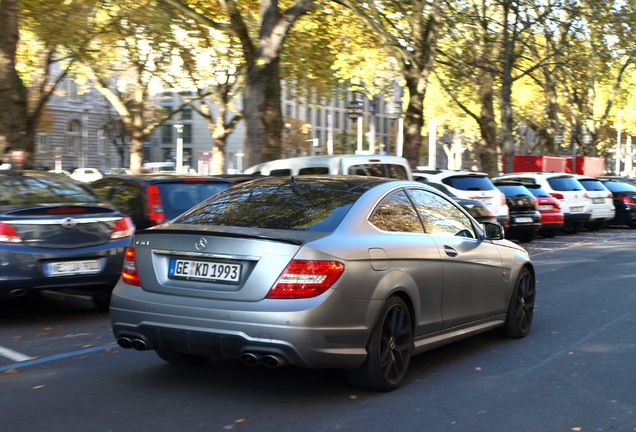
[413,169,636,242]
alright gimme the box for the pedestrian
[1,146,13,169]
[10,149,34,170]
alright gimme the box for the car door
[406,188,507,328]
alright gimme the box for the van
[243,155,413,180]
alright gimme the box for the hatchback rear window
[443,175,495,191]
[577,179,608,192]
[347,164,409,180]
[0,175,102,206]
[603,181,636,193]
[158,182,232,214]
[173,177,381,231]
[496,184,533,197]
[546,176,584,191]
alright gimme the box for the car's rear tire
[155,348,210,366]
[497,267,535,338]
[562,222,583,234]
[346,295,413,392]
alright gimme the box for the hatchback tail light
[267,260,345,299]
[110,217,135,239]
[146,184,166,225]
[0,222,22,244]
[619,195,636,205]
[500,191,506,206]
[550,193,564,200]
[122,247,141,286]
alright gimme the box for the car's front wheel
[497,267,535,338]
[346,295,413,392]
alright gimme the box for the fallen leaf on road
[2,369,20,374]
[32,385,45,390]
[348,394,359,400]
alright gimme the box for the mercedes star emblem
[194,237,208,251]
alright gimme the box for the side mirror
[482,222,505,240]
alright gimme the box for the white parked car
[573,174,615,230]
[412,170,509,226]
[494,172,591,233]
[70,168,103,183]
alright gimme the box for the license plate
[571,206,584,212]
[168,258,241,284]
[45,259,102,276]
[515,217,534,223]
[592,198,605,204]
[537,205,553,211]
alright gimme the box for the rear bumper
[110,281,377,369]
[563,212,591,225]
[0,242,128,299]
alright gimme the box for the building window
[181,107,192,120]
[97,129,106,155]
[162,124,173,144]
[285,103,293,117]
[316,108,322,127]
[183,124,192,144]
[68,79,80,101]
[306,106,312,123]
[67,120,81,153]
[37,132,50,153]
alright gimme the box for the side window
[369,190,424,233]
[407,188,475,238]
[269,169,292,176]
[298,167,330,175]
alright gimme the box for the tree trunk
[477,70,500,177]
[403,72,425,168]
[0,0,28,152]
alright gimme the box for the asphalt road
[1,229,635,432]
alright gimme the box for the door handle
[444,246,458,257]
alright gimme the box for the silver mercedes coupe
[110,176,535,391]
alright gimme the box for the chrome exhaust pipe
[240,352,261,366]
[117,337,133,349]
[262,354,286,368]
[131,338,148,351]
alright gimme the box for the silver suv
[412,170,509,226]
[495,172,591,233]
[573,174,615,230]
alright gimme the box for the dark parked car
[416,180,497,224]
[90,174,247,229]
[0,170,134,308]
[494,181,542,242]
[523,183,564,238]
[111,176,535,391]
[598,179,636,227]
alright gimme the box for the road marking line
[517,312,631,378]
[0,346,32,362]
[0,344,116,373]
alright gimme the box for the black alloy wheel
[497,267,535,338]
[347,295,414,392]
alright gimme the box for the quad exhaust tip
[240,352,287,368]
[117,336,149,351]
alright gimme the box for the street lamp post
[174,122,184,173]
[347,96,364,153]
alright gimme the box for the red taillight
[0,222,22,243]
[110,217,135,239]
[620,195,636,205]
[146,184,165,225]
[122,247,141,286]
[267,260,345,299]
[550,193,564,200]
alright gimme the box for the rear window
[173,177,378,231]
[158,182,232,215]
[347,164,409,180]
[525,185,551,198]
[496,184,533,197]
[577,179,608,192]
[603,181,636,193]
[0,174,103,206]
[443,175,495,191]
[546,176,584,191]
